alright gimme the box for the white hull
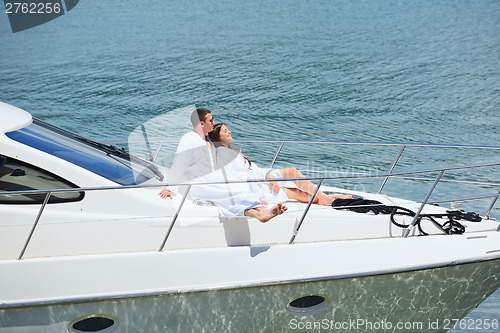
[1,258,499,333]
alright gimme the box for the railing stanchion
[289,179,324,244]
[377,145,406,194]
[403,170,445,238]
[18,192,51,260]
[269,142,285,169]
[152,141,165,162]
[159,185,192,252]
[485,190,499,220]
[140,125,154,159]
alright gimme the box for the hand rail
[2,159,498,258]
[2,161,498,197]
[106,139,500,151]
[112,139,500,214]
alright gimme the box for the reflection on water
[451,288,500,333]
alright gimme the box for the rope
[331,198,481,236]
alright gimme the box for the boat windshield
[5,120,157,185]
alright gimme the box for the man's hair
[190,108,211,127]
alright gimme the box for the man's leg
[244,203,287,223]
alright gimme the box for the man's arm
[168,132,204,183]
[158,189,173,199]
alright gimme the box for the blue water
[0,0,498,331]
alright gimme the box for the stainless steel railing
[114,139,500,199]
[259,140,500,218]
[2,161,499,259]
[2,139,500,258]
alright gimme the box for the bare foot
[318,194,354,206]
[263,203,288,221]
[245,203,288,222]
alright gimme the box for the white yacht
[0,102,499,333]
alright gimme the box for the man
[158,108,287,222]
[168,108,216,184]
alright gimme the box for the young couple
[158,108,352,222]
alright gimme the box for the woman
[208,123,353,205]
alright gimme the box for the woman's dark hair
[208,123,225,143]
[209,123,252,167]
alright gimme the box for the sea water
[0,0,498,331]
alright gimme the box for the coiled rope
[332,198,482,236]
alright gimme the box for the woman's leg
[280,168,352,205]
[283,188,318,204]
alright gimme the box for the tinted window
[5,120,155,185]
[0,156,84,204]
